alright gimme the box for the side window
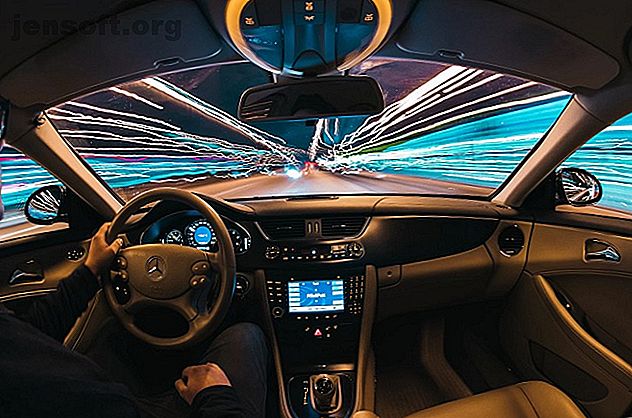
[562,112,632,213]
[0,145,66,242]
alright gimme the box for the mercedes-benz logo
[145,256,166,282]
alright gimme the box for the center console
[264,268,371,418]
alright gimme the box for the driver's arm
[176,363,245,418]
[17,223,122,341]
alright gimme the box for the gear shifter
[309,374,342,415]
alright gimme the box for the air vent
[498,225,525,256]
[259,219,305,240]
[321,217,368,237]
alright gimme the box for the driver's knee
[205,322,269,365]
[224,322,266,349]
[222,322,268,352]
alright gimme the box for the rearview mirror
[25,185,68,225]
[238,76,384,122]
[556,167,602,206]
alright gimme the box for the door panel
[526,223,632,364]
[500,223,632,418]
[0,231,90,306]
[549,272,632,365]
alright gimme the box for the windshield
[50,58,570,201]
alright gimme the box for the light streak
[141,77,300,162]
[42,81,306,198]
[110,87,164,110]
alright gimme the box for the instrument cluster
[141,211,251,255]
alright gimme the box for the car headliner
[0,0,630,81]
[0,0,631,107]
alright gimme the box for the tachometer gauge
[185,219,216,250]
[162,229,183,245]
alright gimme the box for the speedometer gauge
[162,229,183,245]
[185,219,216,250]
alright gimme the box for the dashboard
[140,210,251,254]
[129,196,531,320]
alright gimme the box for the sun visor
[0,0,225,108]
[396,0,620,90]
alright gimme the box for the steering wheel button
[113,284,130,305]
[192,261,210,274]
[190,275,207,287]
[115,257,127,269]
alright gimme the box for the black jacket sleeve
[18,266,100,342]
[191,386,246,418]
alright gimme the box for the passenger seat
[404,381,585,418]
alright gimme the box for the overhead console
[223,0,391,75]
[210,0,419,76]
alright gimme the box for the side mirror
[24,185,68,225]
[238,76,384,122]
[556,167,602,206]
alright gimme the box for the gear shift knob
[310,374,342,414]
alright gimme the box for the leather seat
[405,381,585,418]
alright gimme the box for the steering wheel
[103,188,236,349]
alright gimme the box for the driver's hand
[84,222,124,276]
[175,363,232,405]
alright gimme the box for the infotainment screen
[288,280,345,313]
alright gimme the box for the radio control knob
[272,306,284,318]
[265,246,281,260]
[347,242,364,257]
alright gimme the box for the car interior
[1,1,632,417]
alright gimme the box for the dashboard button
[265,246,281,260]
[235,274,250,298]
[272,306,284,318]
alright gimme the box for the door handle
[584,239,621,263]
[9,270,45,285]
[8,259,45,285]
